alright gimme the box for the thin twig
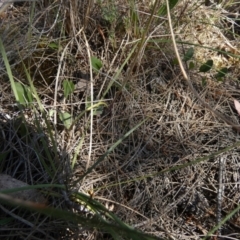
[83,32,93,171]
[217,156,225,236]
[53,40,72,125]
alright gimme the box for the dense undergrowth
[0,0,240,239]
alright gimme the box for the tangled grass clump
[1,0,240,239]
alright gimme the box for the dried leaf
[234,99,240,116]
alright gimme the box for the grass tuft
[1,0,240,239]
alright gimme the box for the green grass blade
[0,38,19,103]
[77,118,147,182]
[0,192,162,240]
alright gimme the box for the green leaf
[15,82,33,106]
[63,80,75,99]
[183,47,194,61]
[215,67,228,78]
[86,97,107,116]
[172,58,179,65]
[189,61,195,69]
[158,0,179,16]
[59,111,72,129]
[48,109,56,120]
[91,56,102,72]
[202,77,207,86]
[199,60,213,72]
[48,42,59,50]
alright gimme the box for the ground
[0,0,240,239]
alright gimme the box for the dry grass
[1,0,240,239]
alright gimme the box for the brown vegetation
[0,0,240,239]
